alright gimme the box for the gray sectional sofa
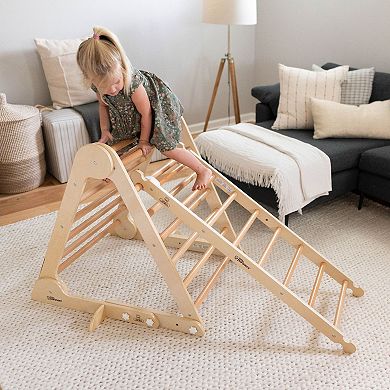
[231,62,390,222]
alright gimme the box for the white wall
[255,0,390,85]
[0,0,256,125]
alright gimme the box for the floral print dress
[94,69,184,153]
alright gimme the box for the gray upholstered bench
[358,145,390,208]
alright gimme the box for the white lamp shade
[202,0,257,25]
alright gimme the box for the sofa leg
[358,193,364,210]
[284,214,289,226]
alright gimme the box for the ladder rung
[183,228,228,288]
[194,256,230,308]
[308,262,326,306]
[258,227,281,266]
[158,164,186,185]
[160,189,210,240]
[69,196,122,240]
[147,172,197,217]
[193,208,256,308]
[283,245,303,286]
[75,188,118,222]
[64,207,123,256]
[236,210,260,242]
[334,280,348,328]
[152,159,178,179]
[172,193,238,264]
[59,226,111,273]
[172,209,218,264]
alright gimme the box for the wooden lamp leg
[228,57,241,124]
[203,58,226,132]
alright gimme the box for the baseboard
[151,112,256,162]
[188,112,256,134]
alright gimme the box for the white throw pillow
[312,64,375,105]
[35,38,97,109]
[272,64,348,130]
[311,97,390,139]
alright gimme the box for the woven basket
[0,93,46,194]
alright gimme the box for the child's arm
[132,85,153,156]
[96,93,113,143]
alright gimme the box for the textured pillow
[272,64,348,130]
[311,97,390,139]
[35,38,97,109]
[312,64,375,105]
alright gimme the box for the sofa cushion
[359,146,390,179]
[322,62,390,102]
[258,120,390,173]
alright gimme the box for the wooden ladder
[32,118,364,354]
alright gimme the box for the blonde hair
[77,26,133,96]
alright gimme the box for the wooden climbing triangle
[32,118,364,353]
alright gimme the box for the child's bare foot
[192,166,212,191]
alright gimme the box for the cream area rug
[0,191,389,390]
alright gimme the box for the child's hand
[138,140,153,156]
[99,129,113,144]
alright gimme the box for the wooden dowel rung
[75,188,118,222]
[193,209,252,307]
[59,226,111,273]
[69,196,122,240]
[308,262,326,307]
[283,245,303,286]
[120,148,144,167]
[258,227,281,266]
[160,189,210,240]
[183,229,228,288]
[158,164,186,185]
[334,280,348,328]
[64,207,123,257]
[148,173,197,217]
[194,256,230,308]
[235,210,260,242]
[151,159,178,178]
[171,209,218,264]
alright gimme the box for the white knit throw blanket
[195,123,332,219]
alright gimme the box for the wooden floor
[0,160,168,226]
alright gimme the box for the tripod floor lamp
[202,0,257,132]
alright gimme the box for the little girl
[77,26,212,191]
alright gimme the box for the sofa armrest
[251,83,280,118]
[255,103,275,123]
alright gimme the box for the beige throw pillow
[272,64,348,130]
[35,38,97,109]
[311,97,390,139]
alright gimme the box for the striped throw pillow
[272,64,348,130]
[312,64,375,105]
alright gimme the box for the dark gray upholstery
[248,62,390,216]
[359,146,390,180]
[258,120,390,173]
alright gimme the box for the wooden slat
[64,207,123,256]
[147,173,196,217]
[75,188,117,222]
[183,229,228,288]
[58,226,111,272]
[334,281,348,328]
[308,263,326,307]
[171,209,218,264]
[194,209,259,307]
[160,189,210,240]
[68,196,122,240]
[283,245,303,286]
[258,227,281,266]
